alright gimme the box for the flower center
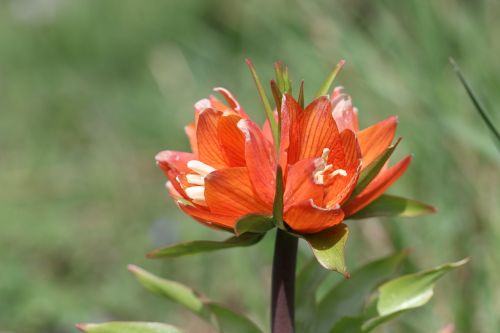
[313,148,347,185]
[184,160,216,206]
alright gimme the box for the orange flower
[156,84,410,234]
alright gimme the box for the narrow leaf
[349,194,436,220]
[147,233,264,259]
[349,138,401,200]
[270,80,282,111]
[129,266,263,333]
[449,57,500,144]
[128,265,210,319]
[315,60,346,97]
[246,59,278,145]
[362,258,469,332]
[76,322,183,333]
[303,224,349,276]
[273,166,285,229]
[313,251,409,333]
[234,214,274,236]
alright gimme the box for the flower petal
[358,116,398,167]
[284,199,345,234]
[343,155,412,216]
[283,158,324,210]
[280,94,302,166]
[184,123,198,156]
[238,119,277,204]
[178,202,236,230]
[324,130,362,206]
[155,150,196,174]
[331,94,359,132]
[297,96,340,161]
[204,167,272,217]
[196,109,227,168]
[214,87,249,118]
[218,113,246,167]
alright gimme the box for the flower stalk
[271,228,298,333]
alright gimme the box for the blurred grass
[0,0,499,332]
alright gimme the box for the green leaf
[129,265,263,333]
[349,194,436,219]
[348,138,401,201]
[449,57,500,145]
[303,224,349,276]
[147,233,264,258]
[128,265,210,319]
[361,258,469,332]
[246,59,278,145]
[296,258,330,333]
[313,251,408,333]
[234,214,274,236]
[329,317,364,333]
[76,322,183,333]
[273,166,285,230]
[316,60,346,97]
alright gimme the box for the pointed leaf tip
[316,59,346,97]
[303,224,349,276]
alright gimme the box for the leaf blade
[234,214,274,236]
[349,194,436,219]
[76,322,183,333]
[147,233,264,258]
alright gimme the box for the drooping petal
[217,113,246,167]
[155,150,196,201]
[204,167,272,217]
[237,119,276,204]
[184,123,198,156]
[358,116,398,167]
[324,130,362,206]
[214,87,249,118]
[284,199,345,234]
[155,150,196,174]
[283,158,324,210]
[343,155,412,216]
[297,96,340,161]
[178,202,237,230]
[196,108,227,168]
[331,94,359,132]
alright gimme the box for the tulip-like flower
[157,81,415,235]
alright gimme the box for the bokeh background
[0,0,499,332]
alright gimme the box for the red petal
[284,199,345,234]
[196,109,227,168]
[185,123,198,156]
[324,130,362,206]
[218,113,246,167]
[343,155,412,216]
[214,87,249,118]
[178,202,236,230]
[155,150,196,174]
[238,119,276,204]
[283,158,324,210]
[297,96,339,161]
[204,167,272,217]
[280,94,302,166]
[358,116,398,167]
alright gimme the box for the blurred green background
[0,0,499,332]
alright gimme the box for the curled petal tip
[75,324,87,331]
[127,264,139,272]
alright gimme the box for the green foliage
[146,233,264,258]
[77,322,183,333]
[128,265,262,333]
[302,224,349,276]
[234,214,275,235]
[296,254,467,333]
[1,0,498,332]
[349,194,436,219]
